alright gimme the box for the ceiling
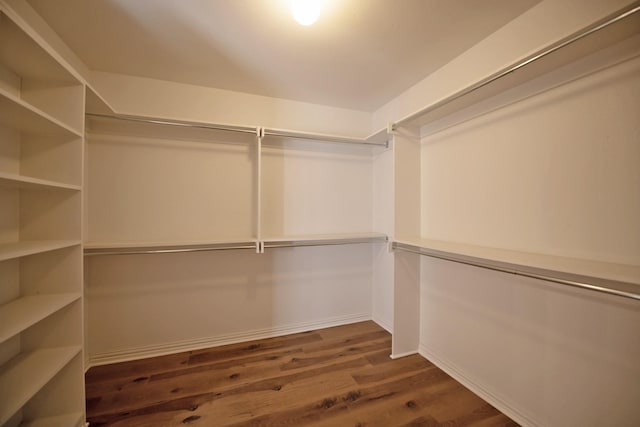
[28,0,539,111]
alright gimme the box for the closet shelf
[0,346,81,426]
[263,128,388,147]
[0,294,81,343]
[0,10,80,89]
[393,3,640,129]
[20,412,84,427]
[393,238,640,301]
[0,171,81,191]
[84,239,258,256]
[0,241,80,262]
[85,113,388,148]
[86,85,115,115]
[365,127,391,146]
[0,88,82,138]
[262,232,388,249]
[83,234,389,255]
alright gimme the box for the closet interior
[0,1,639,426]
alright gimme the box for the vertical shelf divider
[256,127,263,253]
[391,126,422,358]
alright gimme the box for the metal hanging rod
[262,128,388,147]
[392,2,640,129]
[84,235,389,256]
[263,235,388,249]
[86,113,258,135]
[86,113,389,147]
[84,242,258,256]
[392,242,640,301]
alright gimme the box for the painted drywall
[85,130,256,244]
[90,71,373,138]
[260,139,374,236]
[84,124,379,363]
[86,245,372,364]
[420,53,640,265]
[420,256,640,426]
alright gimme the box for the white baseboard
[372,315,392,334]
[419,344,538,427]
[88,313,371,368]
[390,350,418,359]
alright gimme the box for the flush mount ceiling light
[291,0,323,26]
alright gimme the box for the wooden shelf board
[0,294,81,343]
[0,88,82,137]
[0,171,80,191]
[0,346,81,426]
[20,412,84,427]
[0,241,80,262]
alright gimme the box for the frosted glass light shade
[291,0,322,26]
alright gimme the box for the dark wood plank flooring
[85,321,517,426]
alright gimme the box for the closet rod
[84,242,258,256]
[392,242,640,301]
[263,235,388,249]
[86,113,388,147]
[86,113,258,135]
[392,2,640,129]
[263,128,388,147]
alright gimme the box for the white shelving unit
[81,111,388,364]
[0,6,85,427]
[389,4,640,357]
[83,113,389,253]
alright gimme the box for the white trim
[372,315,392,334]
[88,313,371,368]
[390,350,418,359]
[418,343,539,427]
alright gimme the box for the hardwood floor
[85,321,518,426]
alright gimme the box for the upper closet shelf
[0,10,84,132]
[0,240,80,262]
[263,128,388,147]
[0,171,81,191]
[86,84,115,115]
[0,89,82,137]
[85,115,389,147]
[393,239,640,301]
[393,2,640,130]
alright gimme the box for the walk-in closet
[1,0,639,426]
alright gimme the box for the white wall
[420,257,640,427]
[86,245,372,364]
[421,54,640,264]
[90,71,373,138]
[86,126,257,244]
[84,123,379,364]
[260,138,374,237]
